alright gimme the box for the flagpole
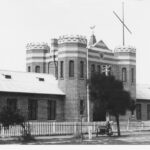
[122,1,125,46]
[87,46,90,122]
[87,26,95,123]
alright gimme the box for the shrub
[0,107,25,129]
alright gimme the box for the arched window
[28,66,31,72]
[35,66,40,73]
[80,61,84,78]
[131,68,134,83]
[91,64,95,74]
[69,60,74,77]
[60,61,64,78]
[48,62,51,74]
[122,68,127,82]
[97,65,101,74]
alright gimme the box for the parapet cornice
[114,45,136,53]
[26,42,50,51]
[58,35,87,45]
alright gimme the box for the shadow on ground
[1,132,150,145]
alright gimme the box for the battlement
[26,42,50,51]
[58,35,87,45]
[114,45,136,53]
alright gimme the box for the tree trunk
[115,114,121,136]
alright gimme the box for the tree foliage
[89,73,135,136]
[0,107,25,129]
[0,106,34,142]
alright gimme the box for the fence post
[127,119,129,131]
[53,122,56,134]
[141,122,144,130]
[74,122,77,135]
[111,122,114,132]
[88,125,92,140]
[1,126,5,138]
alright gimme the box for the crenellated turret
[114,45,136,55]
[58,35,87,46]
[26,42,50,52]
[114,45,136,99]
[58,35,88,121]
[26,42,50,73]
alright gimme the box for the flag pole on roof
[113,1,132,46]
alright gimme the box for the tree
[0,107,25,129]
[0,106,34,142]
[89,73,134,136]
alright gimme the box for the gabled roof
[93,40,109,50]
[0,70,65,96]
[136,84,150,100]
[88,40,113,53]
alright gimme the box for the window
[28,66,31,72]
[97,65,101,74]
[60,61,64,78]
[48,62,51,74]
[48,100,56,120]
[69,60,74,77]
[131,68,134,83]
[3,74,11,79]
[147,104,150,120]
[136,104,141,120]
[37,77,44,81]
[122,68,127,82]
[7,98,17,111]
[91,64,95,74]
[80,61,84,78]
[35,66,40,73]
[28,99,38,120]
[101,65,111,76]
[80,100,84,115]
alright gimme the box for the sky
[0,0,149,84]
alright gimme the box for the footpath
[1,131,150,145]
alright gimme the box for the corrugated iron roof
[136,84,150,100]
[0,70,65,96]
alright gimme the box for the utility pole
[87,45,90,123]
[86,26,96,140]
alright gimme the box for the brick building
[136,84,150,121]
[26,34,136,121]
[0,70,65,121]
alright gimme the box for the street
[1,131,150,145]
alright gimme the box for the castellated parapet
[26,42,50,51]
[58,35,87,45]
[114,45,136,53]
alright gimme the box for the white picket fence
[0,121,150,138]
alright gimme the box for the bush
[0,107,34,142]
[0,107,25,129]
